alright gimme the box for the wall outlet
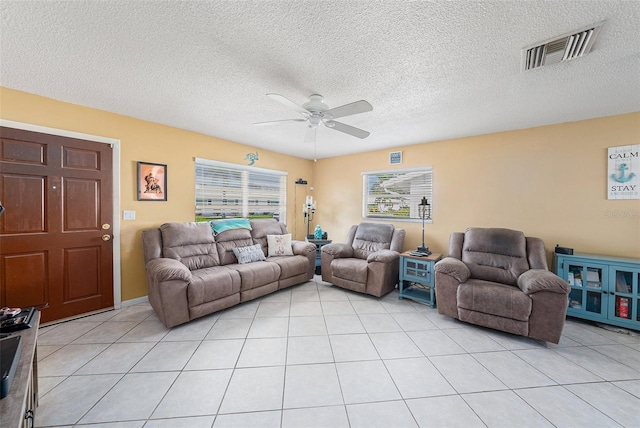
[123,210,136,220]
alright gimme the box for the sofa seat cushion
[268,255,309,279]
[188,267,241,307]
[457,279,532,322]
[227,261,281,292]
[332,258,368,284]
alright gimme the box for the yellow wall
[0,87,314,301]
[313,112,640,261]
[2,87,639,304]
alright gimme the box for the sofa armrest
[292,240,316,256]
[322,243,354,258]
[517,269,570,295]
[146,258,192,283]
[367,249,399,263]
[434,257,470,283]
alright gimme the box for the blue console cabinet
[553,252,640,331]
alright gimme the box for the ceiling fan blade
[266,93,310,115]
[327,121,370,139]
[253,118,306,126]
[324,100,373,120]
[304,126,317,144]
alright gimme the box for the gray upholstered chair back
[345,222,404,260]
[250,219,288,255]
[449,227,547,286]
[160,222,219,269]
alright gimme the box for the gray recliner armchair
[434,227,570,343]
[321,222,405,297]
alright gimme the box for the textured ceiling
[1,1,639,160]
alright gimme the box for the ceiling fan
[255,93,373,144]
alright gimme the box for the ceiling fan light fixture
[308,115,321,127]
[258,93,373,146]
[302,94,329,112]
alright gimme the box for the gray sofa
[142,219,316,328]
[321,222,405,297]
[434,227,570,343]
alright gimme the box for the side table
[399,252,442,307]
[307,239,332,275]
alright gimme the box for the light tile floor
[34,277,640,427]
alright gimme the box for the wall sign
[608,144,639,200]
[389,151,402,165]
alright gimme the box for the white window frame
[362,166,433,222]
[195,158,287,223]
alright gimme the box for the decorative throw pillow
[267,233,294,256]
[232,244,266,264]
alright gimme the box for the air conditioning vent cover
[523,21,604,71]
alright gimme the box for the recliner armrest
[367,249,399,263]
[434,257,470,283]
[322,243,354,258]
[517,269,569,295]
[292,240,315,256]
[146,258,192,282]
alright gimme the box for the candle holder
[416,196,431,255]
[303,196,316,239]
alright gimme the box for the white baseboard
[122,295,149,307]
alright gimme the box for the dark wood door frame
[0,119,122,316]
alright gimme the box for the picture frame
[389,151,402,165]
[137,161,167,201]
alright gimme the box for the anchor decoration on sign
[245,151,259,166]
[610,163,636,183]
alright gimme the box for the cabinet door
[562,261,608,320]
[403,259,433,284]
[608,266,639,325]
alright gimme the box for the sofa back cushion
[160,222,219,270]
[249,219,288,255]
[460,227,530,286]
[351,222,395,260]
[215,228,255,265]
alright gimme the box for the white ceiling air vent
[523,21,604,71]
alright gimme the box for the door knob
[102,223,111,230]
[102,234,111,241]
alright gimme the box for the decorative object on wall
[389,151,402,165]
[608,144,639,200]
[245,151,259,165]
[137,161,167,201]
[303,195,316,239]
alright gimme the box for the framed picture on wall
[137,161,167,201]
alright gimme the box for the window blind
[195,158,287,222]
[362,167,433,221]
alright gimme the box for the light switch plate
[123,210,136,220]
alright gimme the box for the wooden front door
[0,126,114,323]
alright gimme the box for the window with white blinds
[362,167,433,221]
[195,158,287,222]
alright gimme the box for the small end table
[399,251,442,307]
[307,239,332,275]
